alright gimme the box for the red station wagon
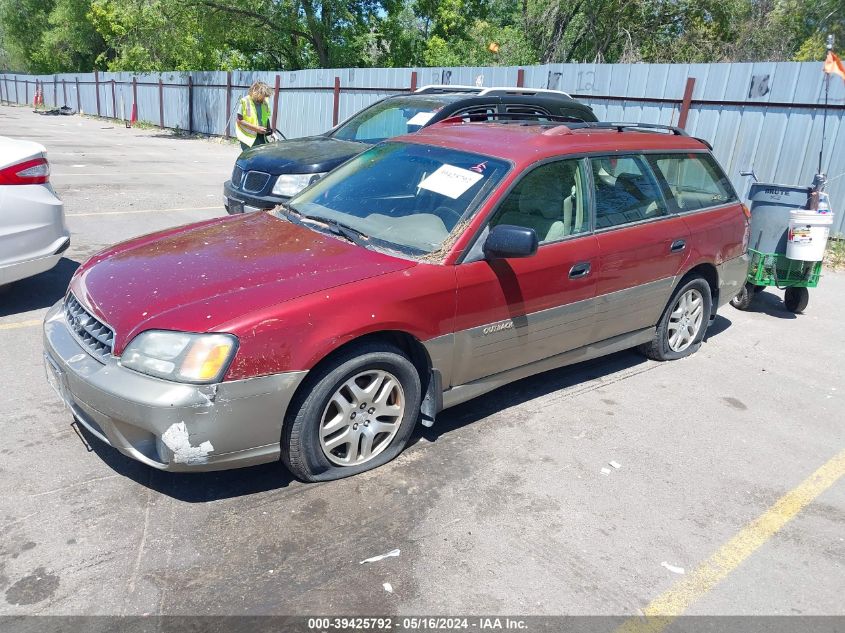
[43,121,749,481]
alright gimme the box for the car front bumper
[42,300,308,472]
[223,180,287,215]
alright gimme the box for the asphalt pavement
[0,104,843,621]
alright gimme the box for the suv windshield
[283,142,510,254]
[330,96,453,144]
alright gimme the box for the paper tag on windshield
[418,165,483,199]
[407,111,435,126]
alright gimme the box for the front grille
[242,171,270,193]
[64,294,114,363]
[231,164,244,188]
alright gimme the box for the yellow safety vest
[236,96,271,146]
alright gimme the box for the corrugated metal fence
[2,63,844,234]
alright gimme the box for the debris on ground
[600,467,611,476]
[661,561,685,575]
[360,549,400,564]
[610,461,622,469]
[34,106,77,116]
[383,582,393,593]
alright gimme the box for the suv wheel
[283,342,421,482]
[640,277,712,361]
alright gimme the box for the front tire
[640,277,712,361]
[282,342,422,482]
[730,282,755,310]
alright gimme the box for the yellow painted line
[67,205,220,217]
[0,319,42,331]
[617,448,845,633]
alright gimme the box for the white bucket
[786,210,833,261]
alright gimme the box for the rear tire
[784,287,809,314]
[282,342,422,482]
[640,277,713,361]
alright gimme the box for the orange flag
[824,50,845,82]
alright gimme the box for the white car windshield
[284,142,510,254]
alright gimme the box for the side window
[649,153,738,212]
[454,105,497,122]
[504,105,553,122]
[489,159,588,244]
[590,155,668,229]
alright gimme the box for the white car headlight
[272,173,325,197]
[120,331,238,384]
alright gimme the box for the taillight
[0,157,50,185]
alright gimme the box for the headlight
[120,331,238,384]
[272,173,325,197]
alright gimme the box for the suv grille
[64,294,114,363]
[243,171,270,193]
[232,164,244,188]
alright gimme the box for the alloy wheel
[318,369,405,467]
[667,288,705,352]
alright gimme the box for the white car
[0,136,70,286]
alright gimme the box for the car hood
[70,212,414,352]
[238,135,369,174]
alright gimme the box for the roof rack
[563,122,689,136]
[414,85,483,94]
[414,85,573,98]
[436,112,589,125]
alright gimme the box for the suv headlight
[120,331,238,384]
[272,173,325,197]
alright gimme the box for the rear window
[331,96,450,143]
[648,153,738,212]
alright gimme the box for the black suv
[223,85,597,213]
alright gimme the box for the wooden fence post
[159,77,165,128]
[410,71,417,92]
[272,73,281,130]
[678,77,696,129]
[14,76,18,104]
[62,79,67,106]
[225,71,232,138]
[517,68,525,88]
[94,70,101,116]
[332,76,341,126]
[111,80,117,118]
[53,75,57,107]
[75,77,81,112]
[187,75,194,134]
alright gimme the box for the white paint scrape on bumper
[42,300,308,472]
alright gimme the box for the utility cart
[731,178,833,314]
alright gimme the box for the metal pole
[332,76,341,126]
[225,71,232,138]
[159,77,165,129]
[819,34,834,175]
[272,74,280,129]
[94,70,101,116]
[188,75,194,134]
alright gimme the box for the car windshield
[330,97,452,144]
[282,142,510,254]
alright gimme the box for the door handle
[670,239,686,253]
[569,262,591,279]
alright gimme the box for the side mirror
[483,224,539,259]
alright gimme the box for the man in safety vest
[236,81,273,151]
